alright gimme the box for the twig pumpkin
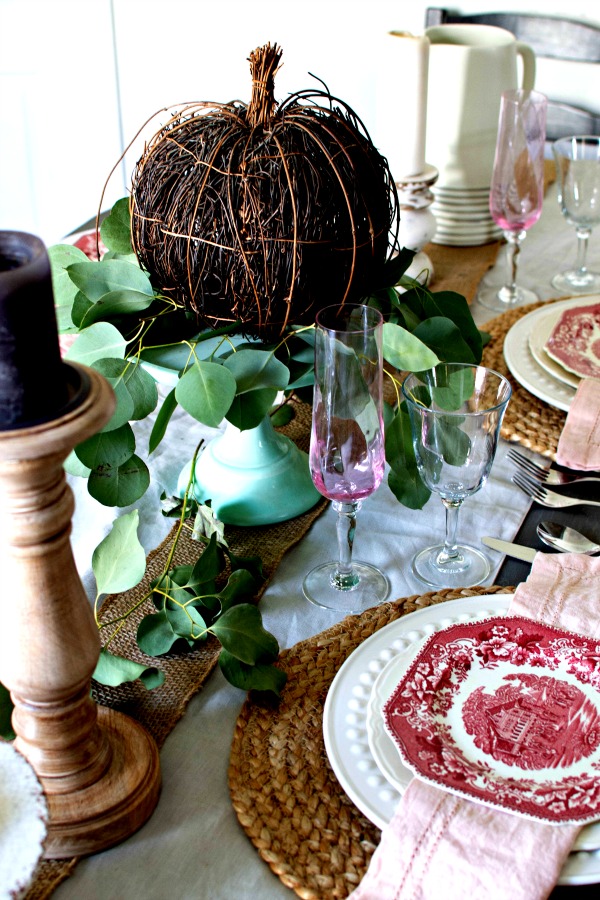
[130,43,400,338]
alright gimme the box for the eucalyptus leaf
[87,453,150,507]
[78,288,156,327]
[226,387,279,430]
[76,422,135,470]
[49,243,88,332]
[269,403,294,427]
[93,648,165,689]
[224,349,290,393]
[382,322,440,373]
[175,360,237,427]
[420,291,483,363]
[63,448,91,478]
[64,322,127,365]
[211,604,278,665]
[189,533,224,587]
[215,568,260,613]
[67,258,154,302]
[413,317,477,365]
[71,290,94,328]
[137,609,180,656]
[92,509,146,594]
[165,603,207,641]
[100,197,134,255]
[385,406,431,509]
[218,650,287,696]
[149,388,178,453]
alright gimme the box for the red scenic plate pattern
[383,616,600,824]
[545,302,600,379]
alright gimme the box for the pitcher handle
[516,41,536,91]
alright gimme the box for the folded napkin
[556,376,600,471]
[351,552,600,900]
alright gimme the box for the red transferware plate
[383,616,600,824]
[545,302,600,379]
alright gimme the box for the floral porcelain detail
[383,616,600,824]
[545,302,600,379]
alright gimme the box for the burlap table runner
[24,398,327,899]
[481,300,568,459]
[228,584,514,899]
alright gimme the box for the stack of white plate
[431,184,502,246]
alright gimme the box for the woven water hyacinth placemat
[228,583,514,900]
[481,300,567,460]
[24,398,327,899]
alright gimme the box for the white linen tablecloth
[54,184,600,899]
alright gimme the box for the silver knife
[482,537,536,563]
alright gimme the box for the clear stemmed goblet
[478,89,547,312]
[302,304,390,613]
[551,135,600,294]
[402,363,512,588]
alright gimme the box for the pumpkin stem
[247,43,282,129]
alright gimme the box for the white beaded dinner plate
[322,594,600,885]
[503,302,578,412]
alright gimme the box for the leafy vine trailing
[0,199,489,739]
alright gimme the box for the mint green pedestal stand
[177,415,321,526]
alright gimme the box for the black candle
[0,231,73,430]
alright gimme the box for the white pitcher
[425,24,536,189]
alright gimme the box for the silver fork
[507,448,600,486]
[512,472,600,508]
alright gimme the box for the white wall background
[1,0,600,245]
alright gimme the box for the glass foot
[302,560,390,613]
[412,544,491,588]
[477,283,539,313]
[551,270,600,294]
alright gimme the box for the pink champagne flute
[303,304,389,613]
[478,89,547,312]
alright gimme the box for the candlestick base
[42,706,161,858]
[395,164,439,286]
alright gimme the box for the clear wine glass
[478,89,547,312]
[402,363,512,588]
[302,304,390,613]
[551,135,600,294]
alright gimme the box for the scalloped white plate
[323,594,600,885]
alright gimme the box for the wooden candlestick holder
[0,364,161,858]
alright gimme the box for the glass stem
[332,500,360,590]
[500,229,525,301]
[574,227,591,277]
[437,498,462,565]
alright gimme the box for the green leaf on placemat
[218,650,287,696]
[93,648,165,690]
[211,605,279,665]
[92,510,147,595]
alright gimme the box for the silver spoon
[536,521,600,555]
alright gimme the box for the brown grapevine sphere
[130,43,400,340]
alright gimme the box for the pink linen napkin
[351,552,600,900]
[556,376,600,470]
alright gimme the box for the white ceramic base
[177,415,321,526]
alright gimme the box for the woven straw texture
[229,584,514,899]
[23,399,327,899]
[481,301,567,459]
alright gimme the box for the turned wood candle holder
[0,363,161,858]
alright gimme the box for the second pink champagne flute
[478,89,547,312]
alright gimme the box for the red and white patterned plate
[383,615,600,825]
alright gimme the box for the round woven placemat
[228,583,514,900]
[481,301,567,459]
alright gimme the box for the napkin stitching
[396,791,462,900]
